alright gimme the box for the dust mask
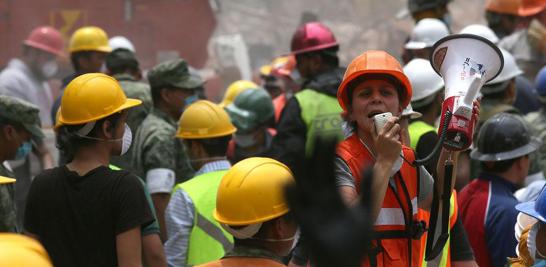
[41,60,58,78]
[120,123,132,156]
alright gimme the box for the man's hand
[285,138,373,267]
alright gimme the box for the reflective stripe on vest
[337,134,426,267]
[408,121,437,150]
[422,191,459,267]
[174,170,234,266]
[294,89,343,155]
[375,197,418,226]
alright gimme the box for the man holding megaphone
[334,33,502,267]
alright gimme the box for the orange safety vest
[273,93,287,122]
[196,257,286,267]
[337,133,428,267]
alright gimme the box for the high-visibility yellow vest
[173,170,234,266]
[408,120,437,150]
[294,89,343,155]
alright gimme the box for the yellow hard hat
[59,73,142,125]
[176,100,236,139]
[219,80,258,108]
[0,234,52,267]
[68,26,112,53]
[214,157,294,225]
[0,175,15,185]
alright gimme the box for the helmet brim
[515,201,546,223]
[338,69,413,111]
[470,136,542,161]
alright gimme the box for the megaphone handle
[462,74,482,107]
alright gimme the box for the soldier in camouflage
[105,48,152,170]
[131,58,202,240]
[0,95,44,232]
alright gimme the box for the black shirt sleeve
[113,173,154,235]
[449,214,475,262]
[269,97,307,175]
[23,172,43,235]
[415,131,439,177]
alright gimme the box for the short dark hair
[185,135,231,157]
[56,113,122,163]
[480,156,521,173]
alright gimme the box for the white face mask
[235,133,257,148]
[41,60,58,78]
[75,122,132,156]
[120,123,132,156]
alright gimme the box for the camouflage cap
[105,48,139,72]
[147,59,203,90]
[0,96,44,139]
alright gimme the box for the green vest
[294,89,343,155]
[173,170,234,266]
[408,121,437,150]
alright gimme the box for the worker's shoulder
[499,29,526,52]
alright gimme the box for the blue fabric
[480,173,520,267]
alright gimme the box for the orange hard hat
[337,50,412,111]
[270,56,296,77]
[485,0,521,16]
[519,0,546,16]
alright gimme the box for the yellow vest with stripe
[408,120,437,150]
[294,89,343,155]
[422,191,458,267]
[408,121,459,266]
[173,170,234,266]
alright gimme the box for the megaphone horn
[430,34,503,151]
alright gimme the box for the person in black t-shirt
[24,73,154,267]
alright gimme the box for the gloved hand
[285,137,373,267]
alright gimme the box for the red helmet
[290,22,338,55]
[23,26,64,56]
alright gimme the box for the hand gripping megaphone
[430,34,503,151]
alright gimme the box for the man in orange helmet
[335,50,467,267]
[485,0,523,39]
[500,0,546,80]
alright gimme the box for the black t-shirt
[24,165,154,267]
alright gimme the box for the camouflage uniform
[0,164,16,232]
[132,108,194,184]
[131,59,202,194]
[0,96,44,232]
[110,73,152,170]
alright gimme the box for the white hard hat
[404,58,444,102]
[460,24,499,44]
[486,48,523,85]
[405,18,450,50]
[402,104,422,119]
[109,36,136,53]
